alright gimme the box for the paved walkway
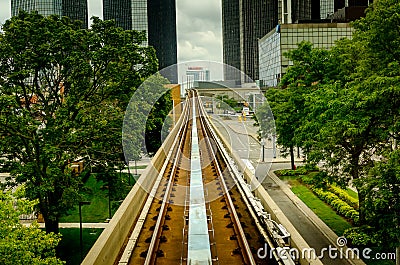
[211,114,365,265]
[23,222,109,229]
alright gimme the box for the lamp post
[260,130,265,162]
[108,173,112,220]
[261,138,265,162]
[272,134,277,158]
[79,201,91,262]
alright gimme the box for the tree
[265,39,395,223]
[144,75,172,155]
[0,12,158,233]
[265,41,335,169]
[363,150,400,252]
[0,186,64,265]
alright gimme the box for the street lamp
[272,134,277,158]
[261,138,265,162]
[260,130,265,162]
[79,201,91,262]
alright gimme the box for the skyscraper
[147,0,177,83]
[11,0,88,28]
[103,0,178,83]
[222,0,278,82]
[222,0,240,81]
[103,0,148,33]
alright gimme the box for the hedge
[328,185,359,209]
[312,187,359,224]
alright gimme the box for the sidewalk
[121,156,152,175]
[23,222,109,229]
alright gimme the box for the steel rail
[143,92,194,265]
[118,93,191,265]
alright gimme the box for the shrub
[300,175,315,185]
[343,227,375,246]
[311,187,359,224]
[328,185,359,209]
[294,167,307,175]
[303,163,319,171]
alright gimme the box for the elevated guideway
[84,90,348,265]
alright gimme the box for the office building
[222,0,240,81]
[103,0,147,33]
[147,0,178,84]
[103,0,178,83]
[258,0,373,87]
[222,0,279,82]
[258,23,353,87]
[11,0,88,28]
[184,66,210,90]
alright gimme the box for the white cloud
[0,1,11,26]
[177,0,222,63]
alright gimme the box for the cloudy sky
[0,0,223,78]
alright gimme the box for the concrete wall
[82,102,187,265]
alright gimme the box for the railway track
[117,90,274,265]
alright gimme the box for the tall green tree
[0,12,158,233]
[363,150,400,251]
[0,186,64,265]
[265,41,335,169]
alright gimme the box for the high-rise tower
[11,0,88,28]
[103,0,178,83]
[222,0,278,82]
[147,0,177,83]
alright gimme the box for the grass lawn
[58,228,103,265]
[60,173,134,223]
[346,188,359,199]
[60,176,110,223]
[131,165,147,170]
[289,179,353,236]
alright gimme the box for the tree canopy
[263,0,400,250]
[0,186,64,265]
[0,11,160,233]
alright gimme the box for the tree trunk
[396,246,399,265]
[350,152,365,224]
[357,189,365,225]
[290,146,295,170]
[45,217,59,234]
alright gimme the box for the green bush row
[343,227,375,246]
[300,175,315,185]
[328,185,359,209]
[312,187,359,224]
[277,167,308,176]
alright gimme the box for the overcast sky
[0,0,223,78]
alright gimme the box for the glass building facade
[222,0,241,81]
[147,0,178,83]
[12,0,62,17]
[103,0,147,34]
[11,0,88,28]
[222,0,278,82]
[258,23,353,87]
[62,0,88,28]
[103,0,178,83]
